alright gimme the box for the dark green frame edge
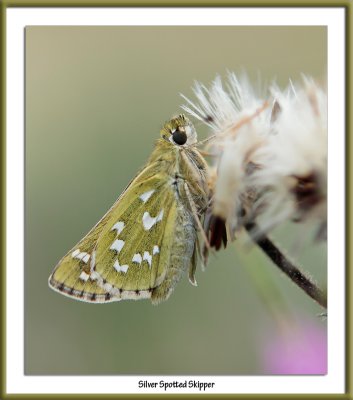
[0,0,351,399]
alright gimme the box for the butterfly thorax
[147,138,209,214]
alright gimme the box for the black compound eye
[172,129,187,145]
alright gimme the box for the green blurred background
[25,26,327,375]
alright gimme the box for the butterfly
[48,114,210,304]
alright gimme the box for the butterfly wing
[49,165,178,303]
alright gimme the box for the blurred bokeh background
[25,26,327,375]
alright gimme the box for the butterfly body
[49,115,209,304]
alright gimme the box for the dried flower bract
[182,73,327,242]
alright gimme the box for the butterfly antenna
[195,134,218,148]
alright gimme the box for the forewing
[93,180,176,299]
[49,166,176,303]
[49,219,109,302]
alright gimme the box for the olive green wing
[48,167,177,303]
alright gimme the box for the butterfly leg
[183,182,211,252]
[188,244,198,286]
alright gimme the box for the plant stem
[245,223,327,309]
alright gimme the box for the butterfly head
[160,114,197,147]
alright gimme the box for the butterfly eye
[172,129,187,145]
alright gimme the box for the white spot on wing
[114,259,129,274]
[72,250,90,263]
[142,212,154,230]
[132,253,142,264]
[142,209,164,230]
[110,239,125,253]
[90,251,96,272]
[90,270,99,281]
[72,249,80,257]
[111,221,125,235]
[153,245,160,255]
[77,252,88,261]
[143,251,152,268]
[139,189,155,203]
[79,271,90,282]
[82,254,90,263]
